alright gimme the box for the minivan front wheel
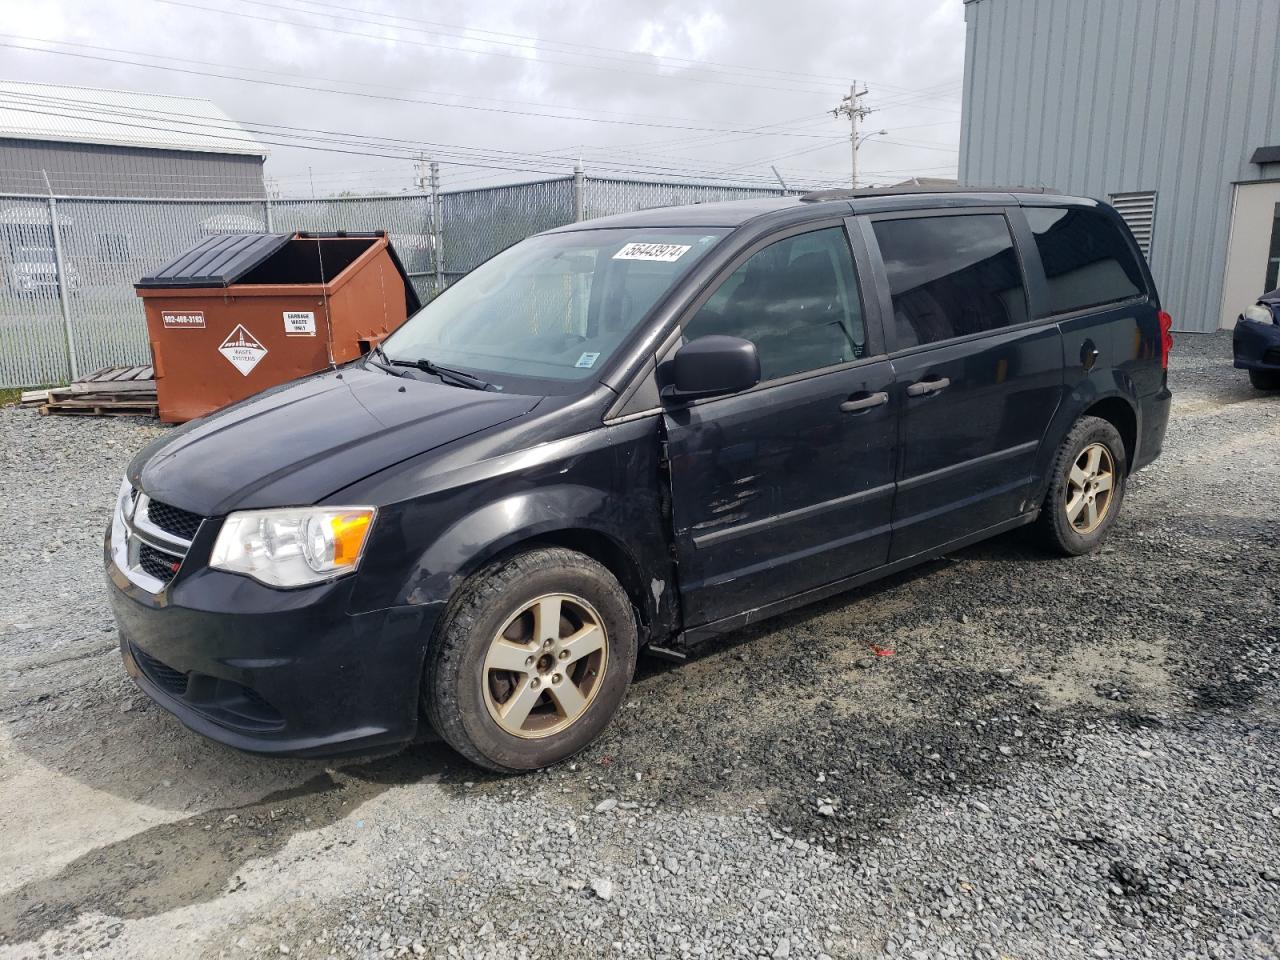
[424,547,638,772]
[1249,369,1280,390]
[1037,416,1128,556]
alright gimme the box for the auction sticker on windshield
[218,324,268,376]
[612,242,691,262]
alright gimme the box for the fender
[343,419,680,641]
[406,484,654,602]
[1028,375,1140,509]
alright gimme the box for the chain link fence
[583,177,787,219]
[0,175,788,387]
[269,196,435,302]
[439,177,577,284]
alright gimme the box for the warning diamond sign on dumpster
[218,324,268,376]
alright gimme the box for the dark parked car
[1233,289,1280,390]
[106,187,1173,772]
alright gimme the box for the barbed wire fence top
[0,174,788,388]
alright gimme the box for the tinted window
[1026,206,1146,314]
[684,227,865,382]
[873,214,1028,349]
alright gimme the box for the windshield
[381,227,727,386]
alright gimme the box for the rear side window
[872,214,1028,349]
[1025,206,1147,314]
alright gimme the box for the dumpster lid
[135,231,421,313]
[136,232,294,289]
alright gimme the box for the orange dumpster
[135,231,421,423]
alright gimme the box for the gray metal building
[958,0,1280,332]
[0,81,266,199]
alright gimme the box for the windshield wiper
[365,345,407,377]
[371,346,496,391]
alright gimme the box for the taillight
[1158,310,1174,369]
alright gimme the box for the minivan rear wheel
[1036,416,1127,556]
[424,547,637,772]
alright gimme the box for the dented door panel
[661,359,897,628]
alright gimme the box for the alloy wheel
[481,593,609,739]
[1065,442,1116,534]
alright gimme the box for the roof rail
[799,185,1058,202]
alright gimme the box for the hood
[1259,288,1280,307]
[132,365,541,516]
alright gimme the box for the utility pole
[429,160,443,294]
[833,80,873,189]
[414,155,443,294]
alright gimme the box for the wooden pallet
[70,365,155,393]
[40,397,159,417]
[38,365,158,417]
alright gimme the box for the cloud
[0,0,965,195]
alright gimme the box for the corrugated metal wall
[959,0,1280,332]
[0,139,266,199]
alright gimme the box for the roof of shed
[0,80,267,158]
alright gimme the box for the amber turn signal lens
[331,511,373,566]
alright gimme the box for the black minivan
[106,187,1173,771]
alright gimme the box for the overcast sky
[0,0,966,197]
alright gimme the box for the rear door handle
[906,377,951,397]
[839,391,889,413]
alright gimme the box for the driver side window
[683,227,866,382]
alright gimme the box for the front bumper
[1233,318,1280,371]
[106,531,443,758]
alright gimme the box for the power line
[878,138,960,153]
[0,33,801,130]
[0,91,832,188]
[160,0,849,97]
[2,87,959,195]
[0,40,850,140]
[1,88,851,186]
[275,0,953,93]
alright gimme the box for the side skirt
[674,510,1040,649]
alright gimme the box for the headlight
[210,507,376,588]
[1243,303,1277,325]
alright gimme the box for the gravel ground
[0,330,1276,960]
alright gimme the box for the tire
[424,546,638,772]
[1248,369,1280,391]
[1036,416,1128,556]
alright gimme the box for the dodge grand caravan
[106,187,1173,771]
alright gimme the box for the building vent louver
[1109,191,1157,259]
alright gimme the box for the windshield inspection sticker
[283,310,316,337]
[161,310,205,329]
[575,352,601,368]
[218,324,268,376]
[612,242,692,263]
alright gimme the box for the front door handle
[839,391,889,413]
[906,376,951,397]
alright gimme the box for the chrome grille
[144,499,203,541]
[111,481,197,593]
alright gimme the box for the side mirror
[662,335,761,400]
